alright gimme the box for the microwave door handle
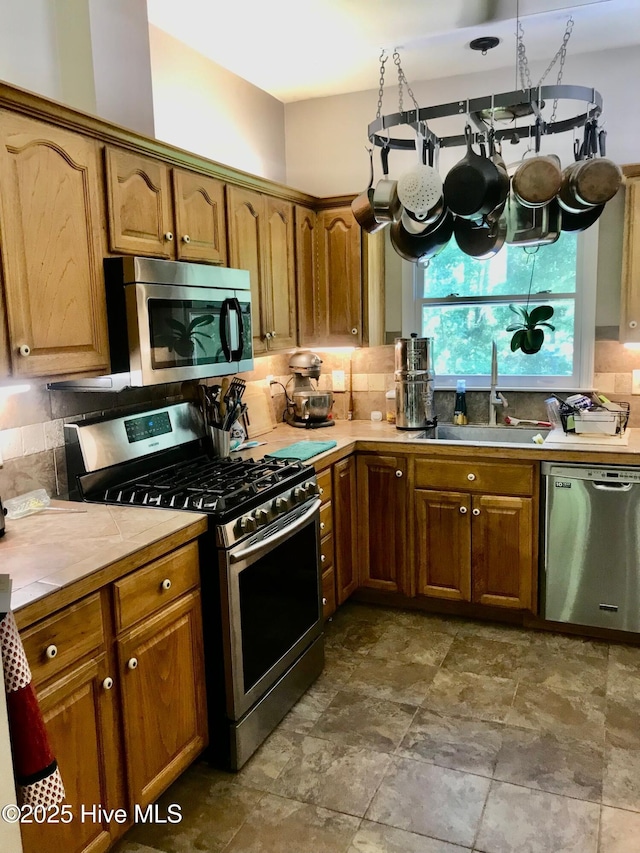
[230,297,244,361]
[219,299,232,362]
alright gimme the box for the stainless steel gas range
[64,402,324,770]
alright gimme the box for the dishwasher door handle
[592,481,634,492]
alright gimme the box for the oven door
[220,498,323,720]
[124,282,253,385]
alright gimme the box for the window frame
[403,225,598,391]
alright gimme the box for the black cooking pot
[390,207,454,263]
[454,214,507,259]
[443,126,504,220]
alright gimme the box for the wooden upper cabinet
[105,148,227,264]
[620,167,640,343]
[316,206,363,346]
[295,205,318,345]
[0,112,109,378]
[172,168,227,264]
[226,186,296,354]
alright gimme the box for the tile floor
[114,602,640,853]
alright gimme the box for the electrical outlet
[632,370,640,395]
[332,369,346,392]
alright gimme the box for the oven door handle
[229,498,321,563]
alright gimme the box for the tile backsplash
[1,339,640,501]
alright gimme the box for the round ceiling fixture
[469,36,500,55]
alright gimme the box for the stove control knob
[238,514,257,534]
[254,508,270,526]
[293,486,307,503]
[275,496,292,513]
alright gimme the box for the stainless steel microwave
[102,256,253,386]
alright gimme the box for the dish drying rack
[557,399,630,436]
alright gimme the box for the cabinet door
[471,494,533,610]
[357,455,408,595]
[316,207,362,345]
[20,656,122,853]
[264,197,297,349]
[295,205,318,345]
[172,169,227,264]
[226,185,268,355]
[620,171,640,342]
[333,456,359,603]
[117,592,207,809]
[415,489,471,601]
[105,148,173,258]
[0,112,109,378]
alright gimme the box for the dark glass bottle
[453,379,468,425]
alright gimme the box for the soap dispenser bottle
[453,379,468,425]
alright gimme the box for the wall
[148,26,287,184]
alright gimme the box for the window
[408,228,598,390]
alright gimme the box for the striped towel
[0,610,65,806]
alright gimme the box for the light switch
[332,370,346,392]
[633,370,640,395]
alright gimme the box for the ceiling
[146,0,640,103]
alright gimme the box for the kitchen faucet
[489,340,508,425]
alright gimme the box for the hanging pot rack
[367,85,603,151]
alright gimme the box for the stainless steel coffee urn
[395,334,437,429]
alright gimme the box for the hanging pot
[558,122,622,212]
[506,195,561,246]
[372,143,401,224]
[351,146,387,234]
[389,207,454,263]
[512,154,563,208]
[559,203,605,232]
[443,125,504,220]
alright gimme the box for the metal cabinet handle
[351,328,358,335]
[161,578,172,591]
[45,644,58,659]
[467,473,476,481]
[164,231,174,241]
[472,508,481,516]
[18,344,31,357]
[181,234,191,243]
[459,506,468,514]
[102,677,114,691]
[395,470,403,478]
[127,657,138,670]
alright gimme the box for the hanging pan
[389,206,454,264]
[351,145,387,234]
[511,119,562,209]
[559,203,605,232]
[372,142,401,224]
[443,125,504,220]
[454,214,507,260]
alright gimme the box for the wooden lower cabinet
[415,488,534,610]
[19,540,207,853]
[333,456,359,603]
[20,655,121,853]
[117,591,207,809]
[356,454,409,596]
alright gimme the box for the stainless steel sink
[413,425,550,444]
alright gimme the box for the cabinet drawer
[319,502,333,538]
[322,567,336,619]
[317,469,332,504]
[320,532,334,573]
[21,593,104,686]
[114,541,200,632]
[415,458,535,496]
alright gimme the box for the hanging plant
[507,304,555,354]
[505,250,555,354]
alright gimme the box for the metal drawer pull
[459,506,468,514]
[161,578,172,590]
[472,508,481,516]
[395,470,403,478]
[467,473,476,481]
[102,677,114,691]
[127,657,138,670]
[45,644,58,660]
[164,231,174,241]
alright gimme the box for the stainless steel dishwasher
[541,462,640,632]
